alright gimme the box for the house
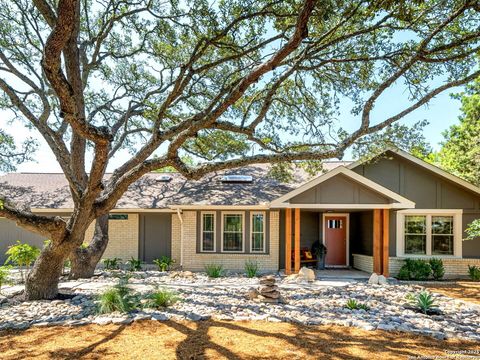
[0,148,479,277]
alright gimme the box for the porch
[281,208,391,276]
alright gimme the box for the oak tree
[0,0,479,299]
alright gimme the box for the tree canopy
[437,78,480,186]
[0,0,479,299]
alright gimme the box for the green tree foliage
[0,130,36,172]
[438,79,480,186]
[4,241,40,282]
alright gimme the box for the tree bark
[24,241,74,300]
[69,214,109,279]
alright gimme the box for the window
[108,214,128,220]
[222,213,244,252]
[251,212,265,252]
[201,212,215,252]
[327,219,343,229]
[404,215,427,254]
[398,210,461,257]
[432,216,454,255]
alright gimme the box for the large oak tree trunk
[69,214,109,279]
[24,241,75,300]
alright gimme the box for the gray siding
[139,213,172,263]
[0,218,47,263]
[352,152,480,257]
[289,174,390,204]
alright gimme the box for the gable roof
[0,162,349,210]
[270,166,415,209]
[347,148,480,196]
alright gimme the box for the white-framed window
[221,212,244,252]
[397,210,462,257]
[200,212,216,252]
[250,212,266,253]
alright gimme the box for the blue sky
[7,82,462,174]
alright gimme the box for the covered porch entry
[271,166,415,276]
[281,208,391,276]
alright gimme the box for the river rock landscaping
[1,270,479,342]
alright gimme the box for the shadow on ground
[0,320,478,360]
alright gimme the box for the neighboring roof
[348,148,480,197]
[270,166,415,209]
[0,162,350,210]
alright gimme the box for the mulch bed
[0,320,478,360]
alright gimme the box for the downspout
[176,208,184,269]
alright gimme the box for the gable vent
[220,175,253,183]
[156,175,172,182]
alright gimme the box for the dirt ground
[1,320,479,360]
[423,281,480,305]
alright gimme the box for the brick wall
[83,214,139,260]
[171,210,280,272]
[353,253,480,278]
[352,254,373,273]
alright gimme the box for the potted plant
[311,241,327,270]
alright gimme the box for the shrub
[144,288,180,308]
[103,257,122,270]
[0,265,12,294]
[204,263,224,278]
[4,241,40,282]
[429,258,445,280]
[407,291,437,315]
[345,299,369,311]
[468,265,480,281]
[244,260,259,278]
[153,256,175,272]
[397,259,431,281]
[126,257,143,272]
[97,277,137,314]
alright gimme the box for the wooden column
[294,208,301,273]
[373,209,382,274]
[382,209,390,277]
[285,208,292,275]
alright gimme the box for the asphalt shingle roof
[0,162,351,209]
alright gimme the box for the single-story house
[0,148,479,277]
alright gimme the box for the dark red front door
[324,215,347,266]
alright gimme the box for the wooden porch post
[294,208,301,273]
[382,209,390,277]
[285,208,292,275]
[373,209,382,274]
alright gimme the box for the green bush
[244,260,259,278]
[429,258,445,280]
[153,256,175,272]
[204,263,224,278]
[4,241,41,282]
[397,259,431,281]
[144,288,180,308]
[345,299,369,311]
[103,257,122,270]
[97,277,138,314]
[126,257,143,272]
[0,265,12,294]
[468,265,480,281]
[407,291,437,315]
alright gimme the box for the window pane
[327,219,342,229]
[224,214,242,232]
[202,232,214,251]
[432,235,454,255]
[252,233,264,252]
[203,214,214,232]
[405,216,426,234]
[223,232,242,251]
[405,234,427,254]
[432,216,453,235]
[252,214,264,232]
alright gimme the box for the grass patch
[144,288,180,309]
[244,260,259,278]
[204,263,224,278]
[97,277,138,314]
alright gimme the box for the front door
[324,215,347,266]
